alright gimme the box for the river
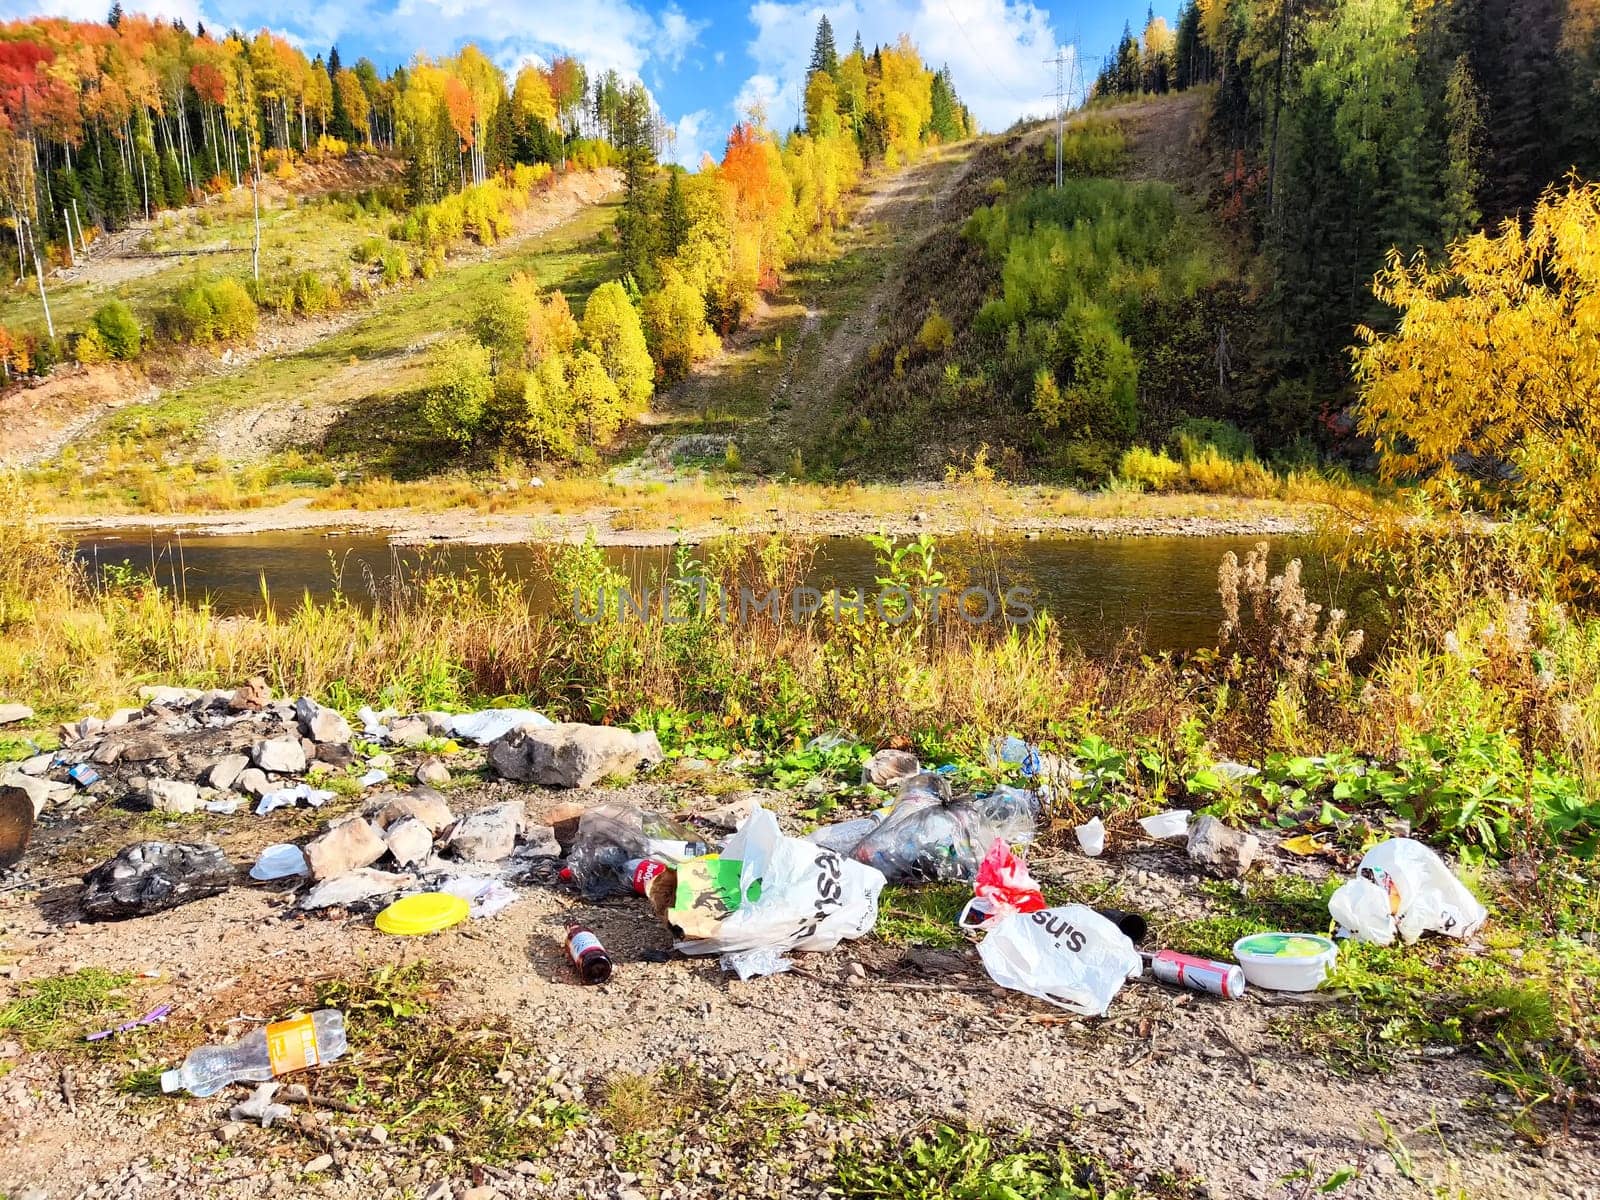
[70,528,1368,654]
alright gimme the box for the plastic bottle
[566,923,613,984]
[160,1009,347,1097]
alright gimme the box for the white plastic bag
[675,806,885,957]
[1328,837,1487,946]
[977,905,1143,1016]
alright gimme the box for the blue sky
[0,0,1176,165]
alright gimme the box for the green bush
[89,300,142,360]
[1119,445,1184,491]
[159,278,258,344]
[915,305,954,354]
[1172,417,1255,464]
[420,335,493,446]
[351,236,387,264]
[379,247,410,285]
[291,271,341,316]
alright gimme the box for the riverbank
[44,485,1336,548]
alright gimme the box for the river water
[70,528,1364,654]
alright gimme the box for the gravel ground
[1,766,1594,1200]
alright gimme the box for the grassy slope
[0,167,402,335]
[33,197,620,506]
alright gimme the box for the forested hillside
[1095,0,1600,411]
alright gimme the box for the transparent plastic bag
[849,781,1038,884]
[1328,837,1487,945]
[565,803,708,900]
[977,905,1142,1016]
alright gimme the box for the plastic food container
[1231,932,1338,992]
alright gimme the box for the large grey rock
[252,738,307,774]
[487,724,663,788]
[304,817,387,881]
[861,749,919,788]
[384,817,434,868]
[295,697,353,746]
[147,779,202,814]
[0,703,33,725]
[206,754,250,791]
[447,801,524,862]
[1187,814,1261,878]
[370,788,455,834]
[80,841,233,920]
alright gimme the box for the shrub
[915,305,954,354]
[1172,417,1254,464]
[1185,444,1277,497]
[89,300,142,360]
[352,236,387,264]
[420,335,493,446]
[160,278,257,344]
[1119,445,1184,492]
[73,327,111,365]
[291,271,341,316]
[379,247,410,285]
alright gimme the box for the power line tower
[1045,44,1077,188]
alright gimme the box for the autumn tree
[1354,180,1600,597]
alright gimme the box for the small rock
[304,817,387,881]
[296,697,353,745]
[316,742,354,768]
[229,677,272,712]
[252,739,307,774]
[371,788,454,834]
[15,753,51,776]
[422,712,454,737]
[700,794,758,832]
[303,1154,333,1174]
[460,1189,499,1200]
[416,759,450,787]
[1187,814,1261,878]
[419,1183,451,1200]
[368,1126,389,1145]
[0,703,33,725]
[447,801,523,862]
[216,1120,249,1144]
[146,779,202,814]
[387,716,432,747]
[384,817,433,868]
[205,755,250,792]
[236,768,270,797]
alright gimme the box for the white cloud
[733,72,783,126]
[667,107,713,167]
[0,0,204,23]
[742,0,1064,134]
[657,4,708,70]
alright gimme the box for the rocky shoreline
[47,498,1318,549]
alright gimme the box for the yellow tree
[1354,179,1600,596]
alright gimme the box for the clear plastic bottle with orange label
[160,1009,347,1097]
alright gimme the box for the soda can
[1149,949,1246,999]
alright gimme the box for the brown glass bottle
[565,923,613,984]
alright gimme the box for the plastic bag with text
[1328,837,1487,946]
[958,838,1047,930]
[675,806,886,957]
[976,905,1143,1016]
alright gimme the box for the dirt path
[0,763,1587,1200]
[648,146,977,474]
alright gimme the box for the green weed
[0,968,134,1050]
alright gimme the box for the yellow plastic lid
[375,892,470,936]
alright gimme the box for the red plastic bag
[959,838,1046,930]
